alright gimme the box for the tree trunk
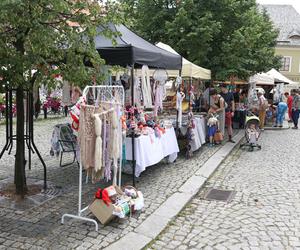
[15,87,27,196]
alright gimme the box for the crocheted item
[94,115,103,174]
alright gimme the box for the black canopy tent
[94,24,182,186]
[95,24,182,69]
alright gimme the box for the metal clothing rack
[61,85,124,231]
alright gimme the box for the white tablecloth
[125,127,179,177]
[190,117,207,152]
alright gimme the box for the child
[247,123,259,144]
[207,113,219,147]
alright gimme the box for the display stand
[61,85,124,231]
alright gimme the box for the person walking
[220,84,235,143]
[257,90,267,130]
[284,92,293,122]
[291,89,300,129]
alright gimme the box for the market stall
[95,23,182,182]
[153,42,211,154]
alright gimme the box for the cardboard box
[89,185,124,225]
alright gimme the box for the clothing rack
[61,85,124,231]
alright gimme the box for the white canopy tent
[249,72,274,85]
[155,42,211,79]
[266,68,295,85]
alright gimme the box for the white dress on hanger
[141,65,152,108]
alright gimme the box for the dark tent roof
[95,24,182,70]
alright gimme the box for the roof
[261,5,300,46]
[94,24,182,69]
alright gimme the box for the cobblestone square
[148,128,300,250]
[0,117,221,249]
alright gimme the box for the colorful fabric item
[95,188,111,206]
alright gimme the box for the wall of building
[275,46,300,83]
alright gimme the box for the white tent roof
[249,72,274,85]
[156,42,211,79]
[266,68,295,85]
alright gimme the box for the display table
[179,116,207,152]
[191,116,206,151]
[125,127,179,177]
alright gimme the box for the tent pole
[131,65,136,187]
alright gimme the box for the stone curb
[104,130,244,250]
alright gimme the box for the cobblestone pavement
[147,128,300,250]
[0,117,229,249]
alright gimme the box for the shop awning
[249,72,275,85]
[94,24,182,70]
[155,42,211,79]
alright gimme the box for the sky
[257,0,300,14]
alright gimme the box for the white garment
[134,77,142,108]
[176,92,185,128]
[141,65,152,108]
[94,115,103,174]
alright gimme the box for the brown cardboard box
[89,186,124,225]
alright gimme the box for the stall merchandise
[61,85,124,231]
[89,185,144,225]
[95,23,182,186]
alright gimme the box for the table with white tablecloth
[125,127,179,177]
[179,116,207,152]
[191,116,207,151]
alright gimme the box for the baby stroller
[240,112,262,151]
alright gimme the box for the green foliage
[0,0,122,90]
[121,0,281,81]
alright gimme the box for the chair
[52,123,79,167]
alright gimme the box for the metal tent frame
[0,88,47,189]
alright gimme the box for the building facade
[263,4,300,84]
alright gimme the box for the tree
[0,0,122,196]
[122,0,281,80]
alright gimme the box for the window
[280,56,291,72]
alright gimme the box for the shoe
[292,127,298,129]
[261,128,264,131]
[273,125,277,127]
[288,120,293,123]
[228,139,235,143]
[279,125,283,128]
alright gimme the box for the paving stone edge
[104,130,244,250]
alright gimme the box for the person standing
[291,89,300,129]
[274,102,288,127]
[284,92,293,122]
[209,88,225,136]
[257,90,267,130]
[220,84,235,143]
